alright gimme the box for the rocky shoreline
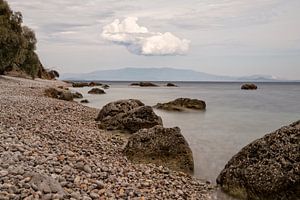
[0,76,213,200]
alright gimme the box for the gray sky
[9,0,300,79]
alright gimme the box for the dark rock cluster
[96,99,194,174]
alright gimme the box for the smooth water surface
[71,82,300,184]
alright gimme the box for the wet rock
[217,120,300,200]
[154,98,206,111]
[124,125,194,174]
[88,88,105,94]
[241,83,258,90]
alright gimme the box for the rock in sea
[130,82,159,87]
[166,82,178,87]
[88,88,105,94]
[217,120,300,200]
[241,83,258,90]
[154,98,206,111]
[124,125,194,174]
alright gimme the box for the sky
[8,0,300,79]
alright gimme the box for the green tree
[0,0,48,79]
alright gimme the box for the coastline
[0,76,213,199]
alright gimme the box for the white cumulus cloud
[102,17,190,55]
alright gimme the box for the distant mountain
[61,67,282,82]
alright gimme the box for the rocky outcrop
[72,92,83,99]
[166,83,178,87]
[102,84,110,89]
[154,98,206,111]
[241,83,257,90]
[217,120,300,200]
[124,125,194,174]
[130,82,159,87]
[96,99,162,133]
[96,99,144,121]
[88,88,105,94]
[44,88,73,101]
[48,70,59,80]
[72,82,89,87]
[88,81,102,87]
[80,99,89,103]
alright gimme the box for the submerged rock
[96,99,162,133]
[124,125,194,174]
[88,88,105,94]
[217,120,300,200]
[241,83,257,90]
[154,98,206,111]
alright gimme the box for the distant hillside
[61,67,282,82]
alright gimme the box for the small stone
[89,192,99,199]
[177,189,184,195]
[74,176,81,185]
[42,193,52,200]
[0,170,9,177]
[71,192,81,199]
[95,180,105,189]
[83,165,92,174]
[66,151,75,157]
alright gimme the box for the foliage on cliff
[0,0,51,79]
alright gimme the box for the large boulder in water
[96,99,162,133]
[217,120,300,200]
[124,125,194,174]
[154,98,206,111]
[241,83,257,90]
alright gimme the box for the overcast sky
[9,0,300,79]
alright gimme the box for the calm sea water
[71,82,300,184]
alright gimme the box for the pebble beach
[0,76,213,200]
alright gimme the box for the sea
[71,81,300,196]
